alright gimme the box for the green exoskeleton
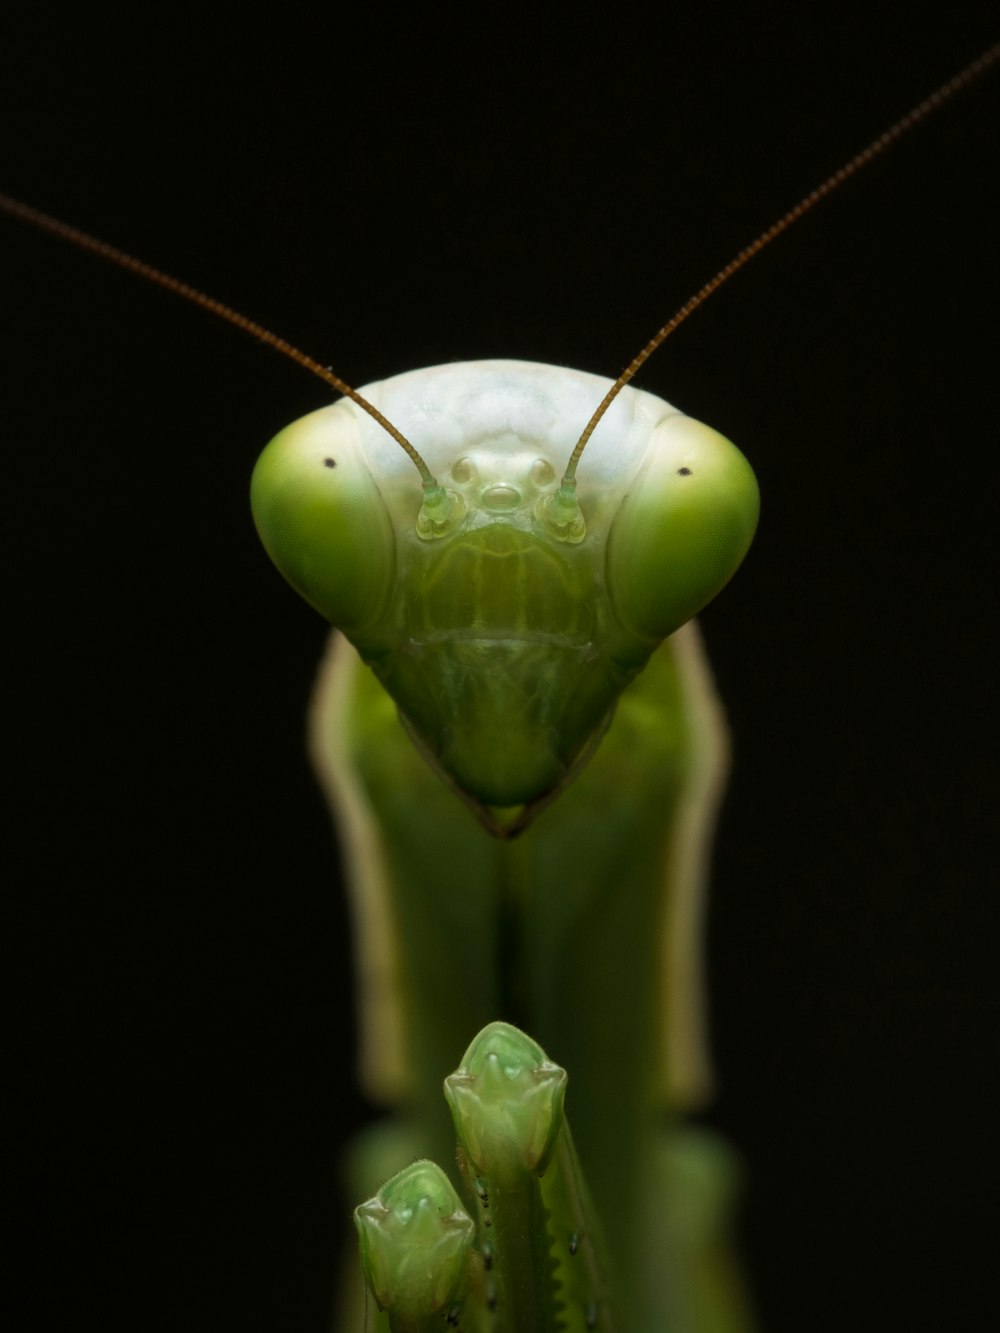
[3,38,995,1333]
[257,359,758,1330]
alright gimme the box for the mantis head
[250,361,758,824]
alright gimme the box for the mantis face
[251,361,758,813]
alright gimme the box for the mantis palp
[6,23,997,1333]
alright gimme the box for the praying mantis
[6,17,997,1333]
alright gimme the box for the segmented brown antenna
[0,191,438,488]
[563,42,1000,481]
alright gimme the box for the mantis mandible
[5,25,997,1333]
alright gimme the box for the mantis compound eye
[251,406,396,633]
[606,416,760,641]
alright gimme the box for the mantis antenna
[560,40,1000,487]
[3,38,996,507]
[0,191,439,490]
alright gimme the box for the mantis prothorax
[5,33,997,1333]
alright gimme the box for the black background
[4,7,997,1332]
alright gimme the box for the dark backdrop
[4,8,997,1332]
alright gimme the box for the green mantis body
[246,355,761,1327]
[315,623,742,1330]
[6,24,997,1333]
[294,376,749,1328]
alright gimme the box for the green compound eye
[250,406,396,634]
[606,415,760,641]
